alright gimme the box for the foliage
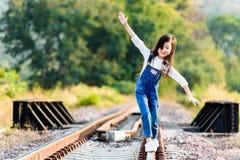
[73,84,124,108]
[0,0,222,89]
[0,68,28,97]
[111,80,135,95]
[225,55,240,92]
[208,15,240,57]
[78,93,100,106]
[0,0,236,98]
[193,0,240,16]
[207,14,240,92]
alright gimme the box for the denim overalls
[135,53,162,138]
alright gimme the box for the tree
[0,0,227,91]
[208,15,240,58]
[1,0,88,88]
[208,15,240,92]
[0,0,130,88]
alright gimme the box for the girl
[118,11,199,152]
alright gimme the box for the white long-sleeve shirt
[131,35,188,87]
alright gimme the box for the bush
[0,69,28,97]
[112,81,135,95]
[77,93,100,106]
[226,66,240,93]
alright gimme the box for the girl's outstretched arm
[168,67,199,106]
[183,85,199,106]
[118,12,136,38]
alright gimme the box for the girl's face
[158,41,172,59]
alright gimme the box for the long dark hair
[151,34,177,79]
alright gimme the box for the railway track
[14,104,163,160]
[5,101,239,160]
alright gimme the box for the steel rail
[125,117,142,135]
[96,107,141,141]
[15,104,135,160]
[96,106,137,131]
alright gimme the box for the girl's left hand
[188,96,199,106]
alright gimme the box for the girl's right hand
[188,96,199,106]
[118,11,128,25]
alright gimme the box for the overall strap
[147,51,164,74]
[147,51,153,65]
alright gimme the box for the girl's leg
[135,93,152,138]
[149,92,159,138]
[136,93,158,152]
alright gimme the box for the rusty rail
[15,104,135,160]
[125,117,142,135]
[96,106,141,141]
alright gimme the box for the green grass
[0,83,133,127]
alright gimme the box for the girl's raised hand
[118,11,128,25]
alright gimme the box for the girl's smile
[157,41,172,59]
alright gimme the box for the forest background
[0,0,240,127]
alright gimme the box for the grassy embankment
[0,83,134,128]
[0,83,239,129]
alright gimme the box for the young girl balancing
[118,11,199,152]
